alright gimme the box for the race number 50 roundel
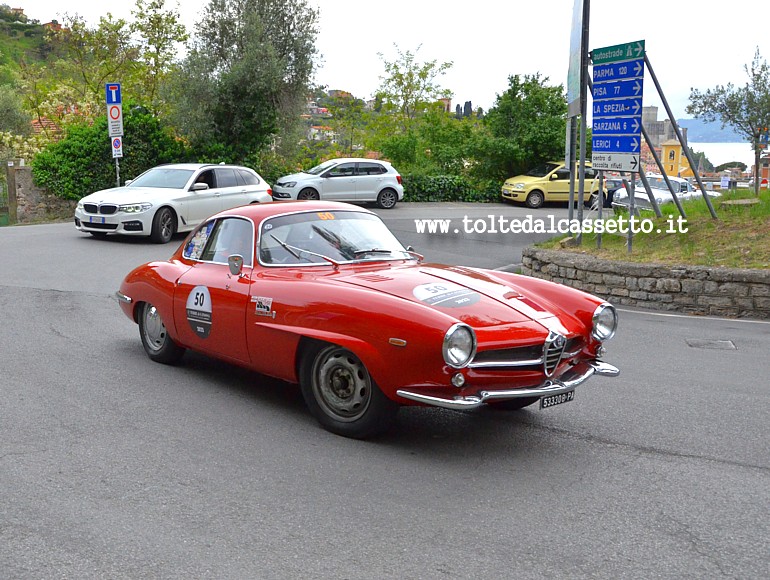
[186,286,212,338]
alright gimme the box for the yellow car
[501,161,603,208]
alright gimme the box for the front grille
[544,332,567,376]
[84,222,118,231]
[83,203,118,215]
[470,345,543,368]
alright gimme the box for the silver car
[74,163,273,243]
[272,158,404,209]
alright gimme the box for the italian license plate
[540,390,575,409]
[89,216,105,224]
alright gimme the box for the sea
[688,142,756,169]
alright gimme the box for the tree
[475,73,567,181]
[375,44,453,132]
[167,0,319,161]
[0,85,32,135]
[327,93,367,155]
[130,0,189,115]
[688,48,770,194]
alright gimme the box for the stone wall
[6,163,77,224]
[521,247,770,320]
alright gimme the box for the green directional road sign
[591,40,645,65]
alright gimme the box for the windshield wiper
[352,248,395,257]
[270,234,340,269]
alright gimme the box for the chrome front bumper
[396,360,619,411]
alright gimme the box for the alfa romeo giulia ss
[117,201,619,438]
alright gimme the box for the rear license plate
[540,390,574,409]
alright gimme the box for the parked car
[501,161,604,209]
[75,163,273,243]
[272,158,404,209]
[612,174,721,211]
[116,201,620,439]
[591,177,625,209]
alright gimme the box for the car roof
[151,163,252,171]
[215,200,376,221]
[325,157,391,165]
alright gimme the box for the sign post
[590,40,645,173]
[105,83,123,187]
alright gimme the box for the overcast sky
[20,0,770,121]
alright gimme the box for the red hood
[333,263,571,334]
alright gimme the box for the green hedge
[401,174,500,203]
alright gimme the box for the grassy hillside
[0,6,50,81]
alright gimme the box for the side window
[357,162,384,175]
[199,218,255,265]
[554,169,570,180]
[194,170,215,189]
[214,168,239,188]
[585,168,597,179]
[238,168,260,185]
[326,163,356,178]
[183,221,216,260]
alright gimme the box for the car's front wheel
[138,302,185,364]
[150,207,176,243]
[300,344,398,438]
[376,188,398,209]
[525,190,545,209]
[297,188,320,201]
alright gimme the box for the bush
[32,107,189,200]
[401,173,499,203]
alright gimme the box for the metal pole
[644,54,717,219]
[576,0,591,245]
[597,170,603,249]
[628,176,634,254]
[115,158,120,188]
[637,169,663,217]
[568,117,577,222]
[640,124,687,218]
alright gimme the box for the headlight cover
[592,303,618,342]
[443,323,477,368]
[119,202,153,213]
[282,181,297,188]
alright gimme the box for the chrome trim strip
[396,360,619,411]
[115,291,133,304]
[469,357,543,369]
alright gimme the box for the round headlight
[592,303,618,341]
[443,323,477,368]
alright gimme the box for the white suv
[272,158,404,209]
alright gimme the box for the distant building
[642,106,687,149]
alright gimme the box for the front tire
[299,344,398,439]
[297,188,320,201]
[150,207,176,244]
[138,302,185,364]
[525,190,545,209]
[376,188,398,209]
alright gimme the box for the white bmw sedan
[74,163,273,243]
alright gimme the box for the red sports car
[117,201,619,438]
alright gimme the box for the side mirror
[192,182,209,191]
[228,254,244,276]
[124,179,133,186]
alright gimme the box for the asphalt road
[1,208,768,579]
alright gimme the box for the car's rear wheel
[299,344,398,439]
[376,188,398,209]
[138,302,185,364]
[489,397,540,411]
[150,207,176,244]
[525,190,545,209]
[297,188,320,201]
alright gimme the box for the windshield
[259,210,411,266]
[128,168,195,189]
[526,163,560,178]
[646,177,681,193]
[305,160,338,175]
